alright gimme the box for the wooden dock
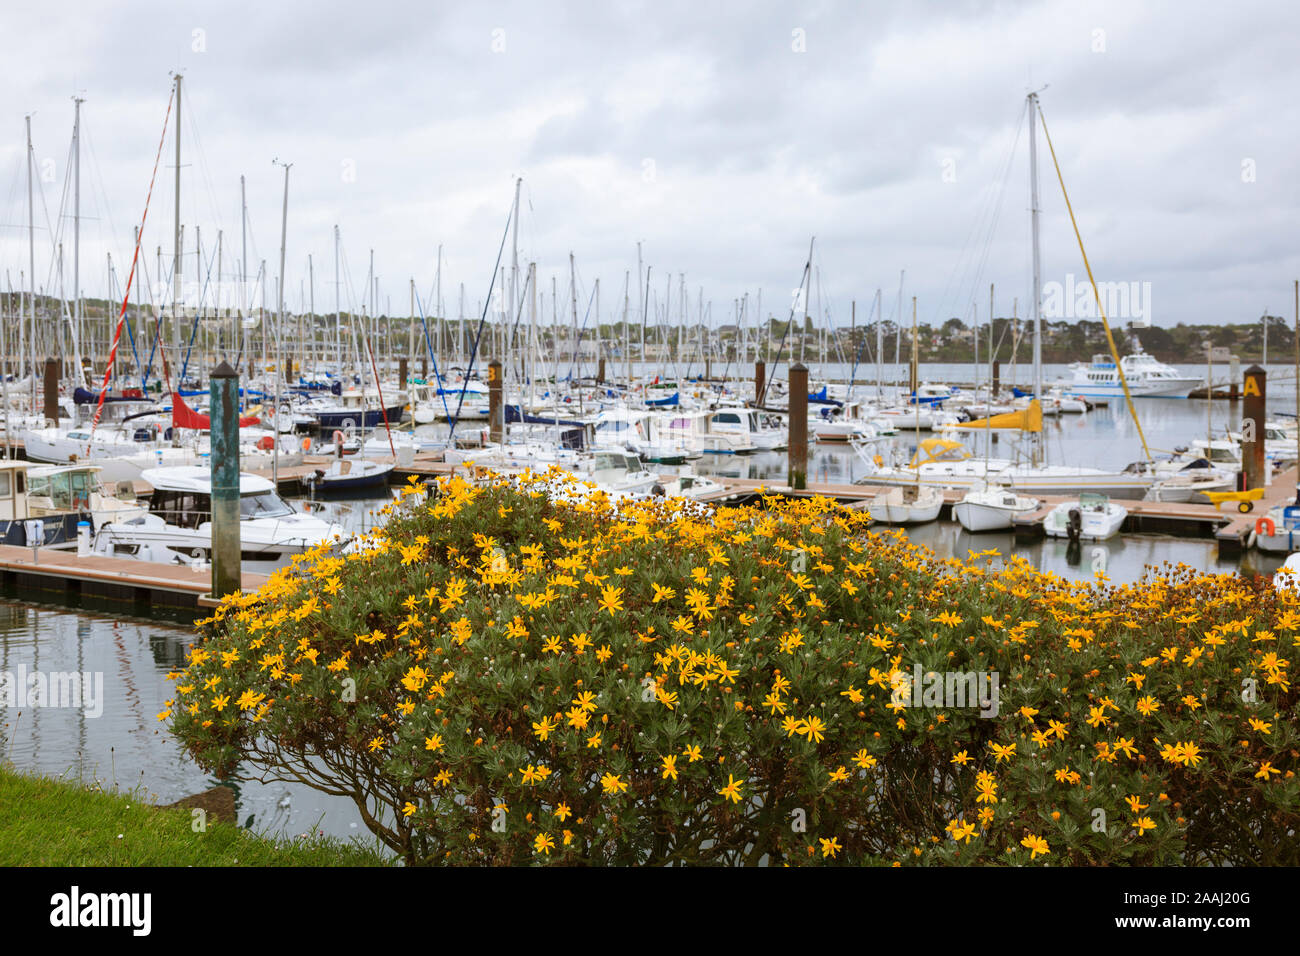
[1215,466,1298,557]
[0,545,268,613]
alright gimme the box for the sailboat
[872,297,943,525]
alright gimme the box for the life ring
[1256,516,1276,537]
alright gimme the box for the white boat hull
[954,491,1040,532]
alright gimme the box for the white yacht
[706,405,786,452]
[1064,339,1203,398]
[92,467,348,569]
[593,408,701,464]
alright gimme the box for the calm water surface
[0,600,376,845]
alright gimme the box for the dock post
[992,360,1000,398]
[705,357,712,381]
[43,358,59,424]
[1242,365,1266,490]
[788,362,808,490]
[210,360,241,599]
[488,359,503,444]
[755,360,766,405]
[399,356,408,388]
[597,357,605,383]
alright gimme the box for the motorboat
[93,466,348,569]
[1252,504,1300,554]
[302,457,395,495]
[593,407,701,464]
[1043,493,1127,540]
[1064,338,1203,398]
[953,486,1040,532]
[306,388,407,430]
[657,469,727,501]
[26,463,146,532]
[0,461,142,546]
[706,404,786,452]
[577,450,661,499]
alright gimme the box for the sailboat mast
[273,160,291,484]
[435,244,443,378]
[1028,91,1044,459]
[528,261,538,409]
[622,271,630,384]
[73,96,84,386]
[173,75,183,362]
[25,115,35,404]
[333,225,340,368]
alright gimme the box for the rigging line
[848,293,881,392]
[412,286,454,423]
[446,201,515,445]
[506,267,535,384]
[107,265,145,384]
[83,121,133,281]
[1035,100,1151,463]
[39,136,75,295]
[183,94,227,239]
[564,280,598,382]
[90,83,176,436]
[929,99,1028,327]
[757,238,815,408]
[965,113,1026,323]
[179,231,220,382]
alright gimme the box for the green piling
[210,360,241,599]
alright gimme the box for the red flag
[171,392,260,430]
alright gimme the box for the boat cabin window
[0,472,9,498]
[149,490,211,529]
[29,470,92,510]
[239,492,295,518]
[712,413,741,425]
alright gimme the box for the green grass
[0,765,394,866]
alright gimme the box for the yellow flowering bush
[170,469,1300,865]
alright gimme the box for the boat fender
[1256,516,1276,537]
[1246,530,1256,550]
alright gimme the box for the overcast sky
[2,0,1297,343]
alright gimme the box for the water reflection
[0,601,373,845]
[901,523,1254,583]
